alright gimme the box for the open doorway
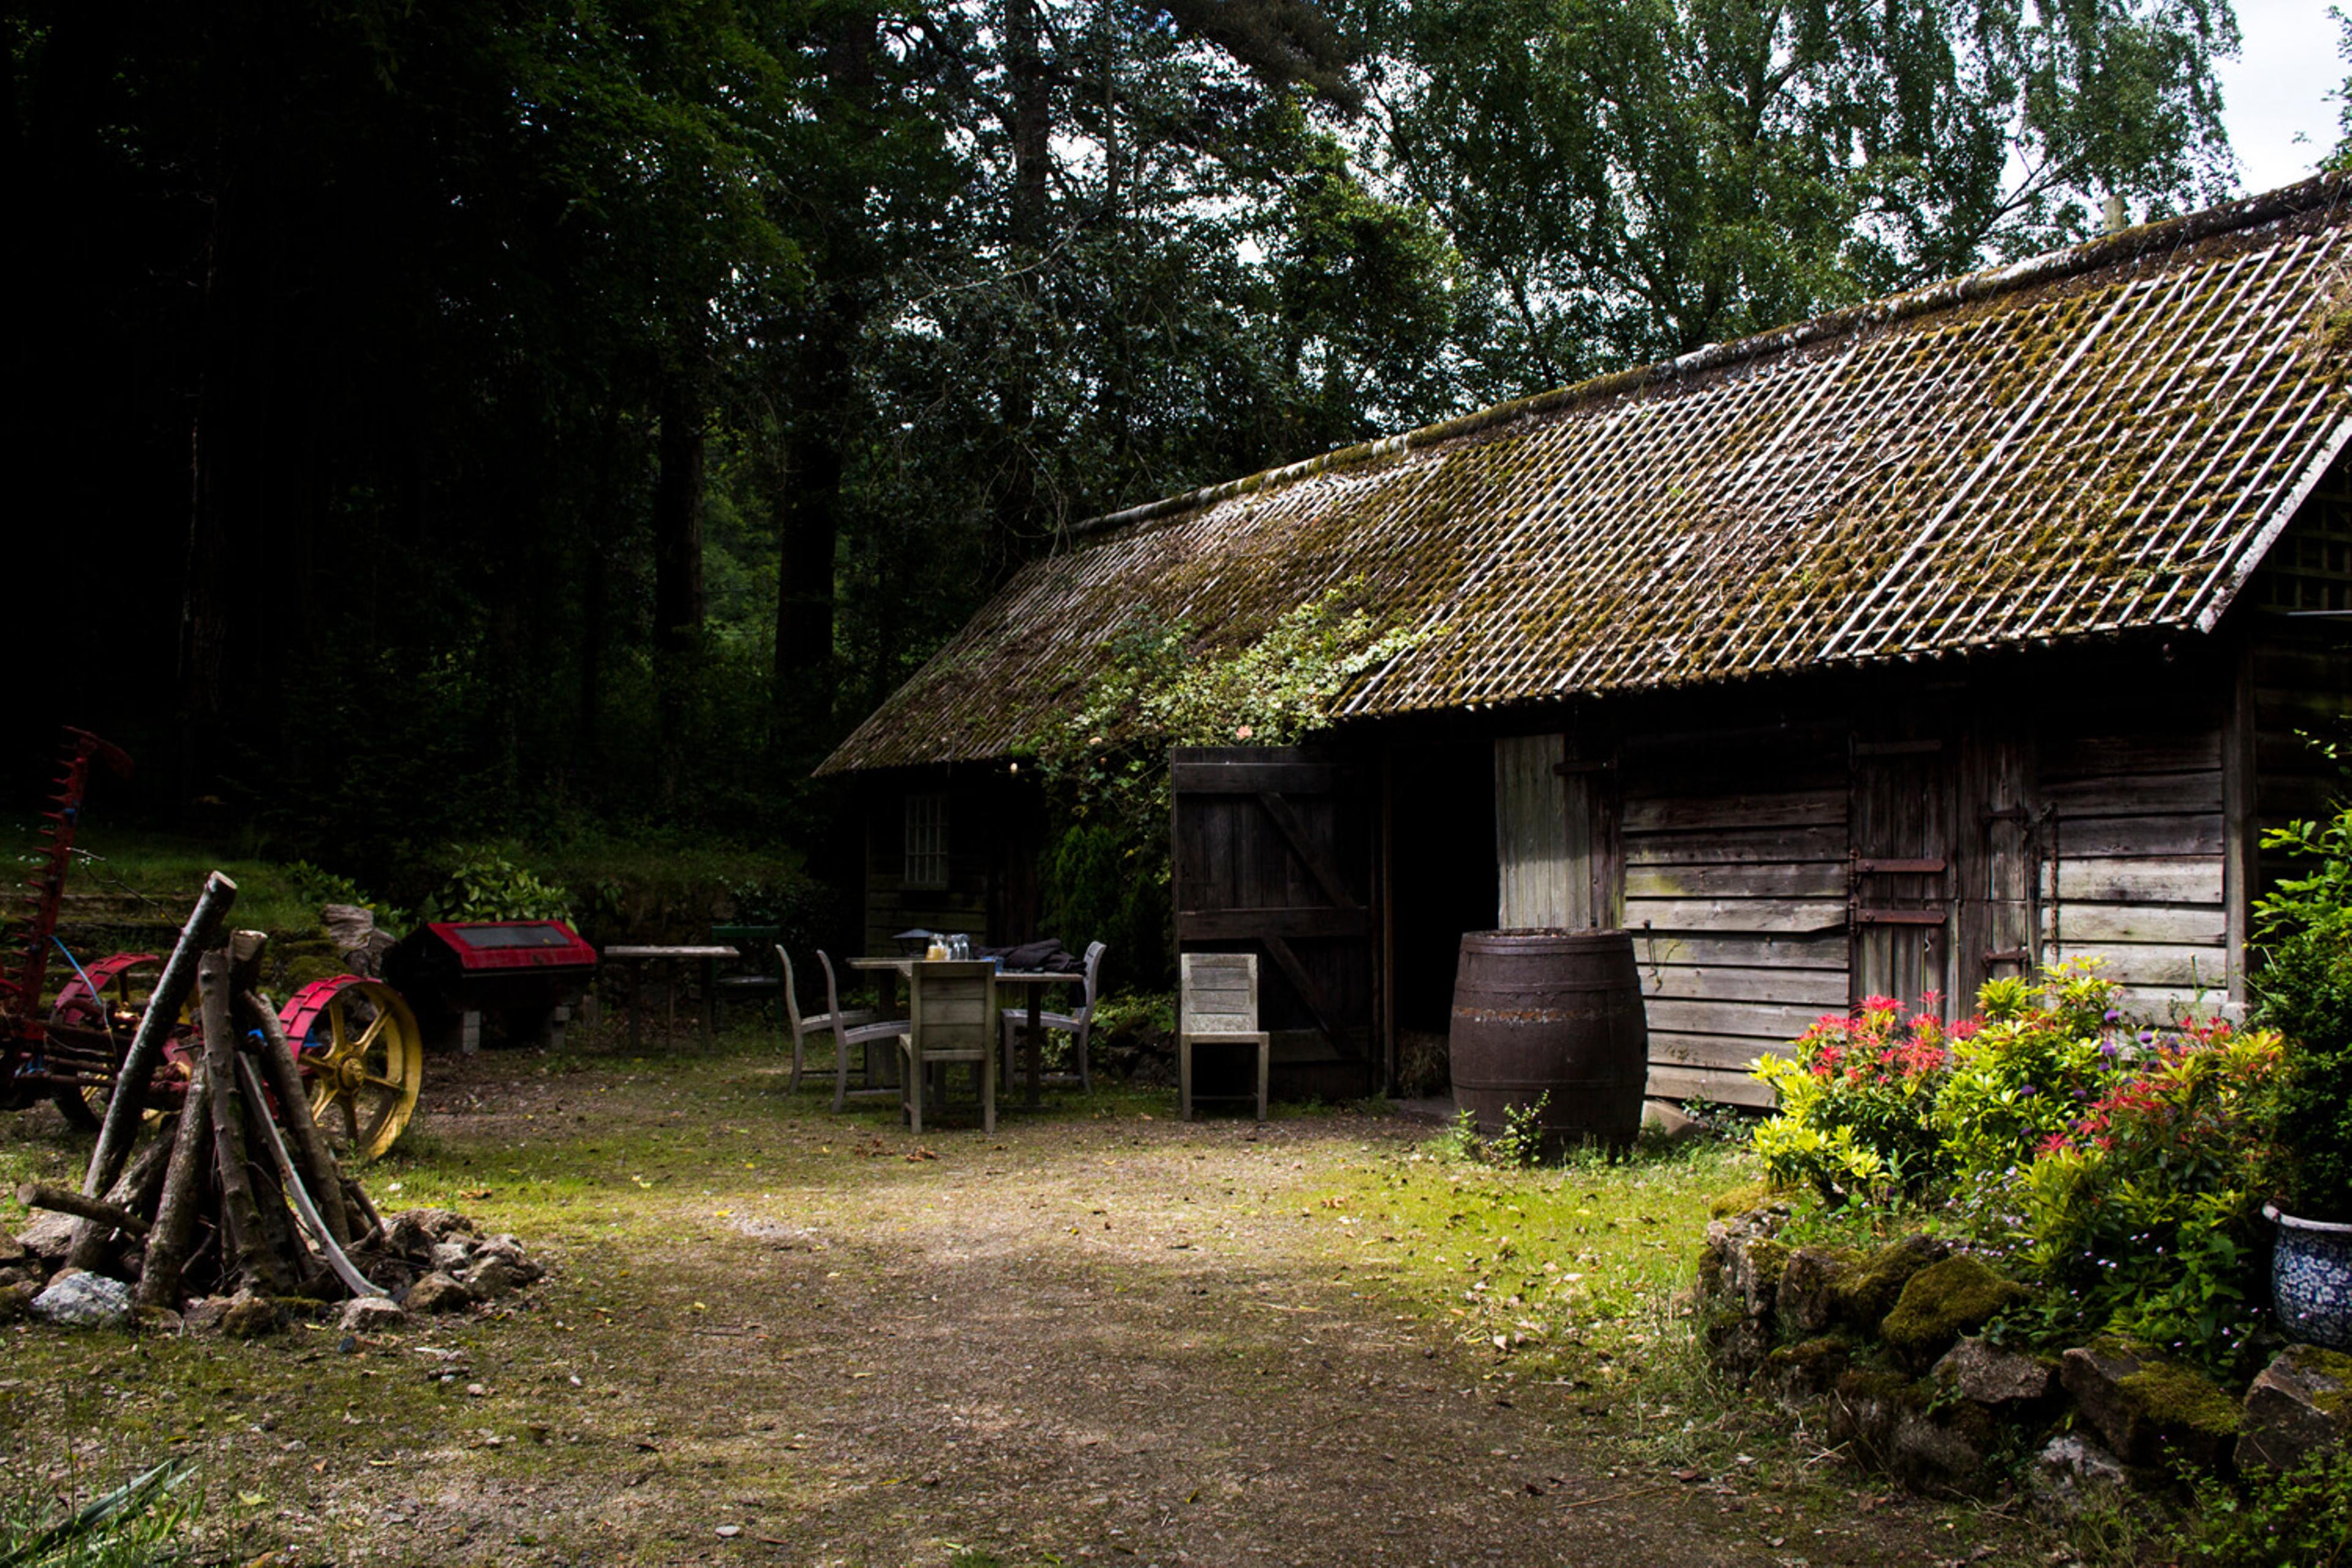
[1387,741,1497,1096]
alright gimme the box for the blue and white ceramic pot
[2266,1203,2352,1351]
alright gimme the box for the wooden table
[601,945,740,1049]
[847,958,1076,1109]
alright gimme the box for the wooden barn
[820,175,2352,1107]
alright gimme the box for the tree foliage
[2,0,2247,911]
[1362,0,2241,388]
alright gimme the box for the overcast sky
[2220,0,2343,192]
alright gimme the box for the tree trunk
[653,369,707,802]
[995,0,1051,576]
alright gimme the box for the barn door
[1849,737,1954,1011]
[1171,745,1379,1098]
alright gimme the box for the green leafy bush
[1929,961,2124,1178]
[2251,802,2352,1224]
[1752,965,2290,1373]
[423,851,573,924]
[1490,1092,1552,1168]
[1,1460,200,1567]
[2185,1446,2352,1566]
[1989,1022,2283,1373]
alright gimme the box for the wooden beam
[1262,934,1354,1059]
[1175,907,1373,940]
[1255,791,1360,910]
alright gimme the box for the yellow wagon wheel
[281,976,423,1162]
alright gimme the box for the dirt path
[1,1048,2041,1567]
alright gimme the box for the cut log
[203,948,284,1295]
[241,989,350,1245]
[139,1071,213,1309]
[235,1055,386,1298]
[15,1181,149,1236]
[78,870,236,1204]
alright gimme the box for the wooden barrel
[1450,929,1647,1152]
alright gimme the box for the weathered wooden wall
[1618,717,1850,1109]
[2037,704,2232,1015]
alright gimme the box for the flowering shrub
[2011,1024,2286,1372]
[1929,962,2126,1178]
[1752,996,1956,1200]
[1752,965,2290,1371]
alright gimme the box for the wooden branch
[16,1182,149,1236]
[66,1130,178,1272]
[139,1072,213,1310]
[235,1055,385,1299]
[240,989,350,1245]
[79,871,236,1202]
[203,947,283,1295]
[341,1175,385,1247]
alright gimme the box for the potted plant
[2251,803,2352,1349]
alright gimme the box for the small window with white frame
[903,793,948,889]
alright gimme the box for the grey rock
[1760,1335,1851,1403]
[339,1295,409,1333]
[1640,1100,1704,1141]
[1934,1335,2059,1408]
[220,1291,279,1339]
[428,1240,473,1272]
[16,1212,77,1262]
[2235,1344,2352,1473]
[2029,1434,2134,1519]
[1779,1248,1854,1337]
[462,1256,527,1300]
[181,1296,233,1333]
[0,1229,29,1265]
[472,1238,543,1284]
[0,1265,38,1291]
[404,1271,472,1314]
[2060,1343,2238,1469]
[31,1272,135,1329]
[1825,1370,1995,1496]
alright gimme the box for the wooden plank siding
[2037,708,2234,1017]
[1619,725,1851,1109]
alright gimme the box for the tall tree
[1365,0,2241,390]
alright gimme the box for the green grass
[11,829,358,938]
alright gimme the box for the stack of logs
[20,873,391,1308]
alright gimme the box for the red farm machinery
[0,729,423,1160]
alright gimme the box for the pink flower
[1235,725,1254,739]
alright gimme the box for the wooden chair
[1179,952,1269,1123]
[783,949,895,1110]
[1000,940,1106,1091]
[901,960,998,1134]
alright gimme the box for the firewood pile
[4,876,540,1332]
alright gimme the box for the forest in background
[0,0,2283,916]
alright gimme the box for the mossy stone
[1831,1232,1949,1332]
[1762,1335,1853,1402]
[2062,1340,2239,1470]
[1709,1182,1770,1218]
[1880,1256,2029,1369]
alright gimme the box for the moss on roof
[823,175,2352,777]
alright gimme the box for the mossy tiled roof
[821,176,2352,775]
